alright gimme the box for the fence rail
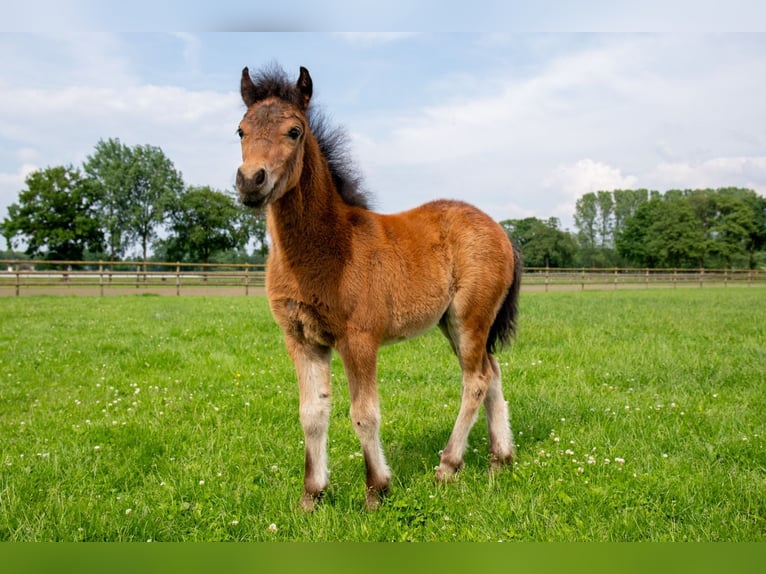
[1,260,765,296]
[522,266,766,291]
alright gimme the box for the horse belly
[381,281,452,344]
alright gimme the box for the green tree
[647,198,707,267]
[500,217,577,268]
[574,192,598,250]
[716,188,766,269]
[574,192,599,265]
[616,198,663,267]
[613,188,648,239]
[84,139,184,261]
[158,186,252,263]
[82,138,133,259]
[707,191,756,268]
[124,144,184,261]
[596,190,614,247]
[0,166,103,260]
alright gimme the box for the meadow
[0,288,764,541]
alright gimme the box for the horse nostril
[255,168,266,187]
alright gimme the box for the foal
[236,65,522,510]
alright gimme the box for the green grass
[1,289,764,541]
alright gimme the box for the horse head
[236,66,313,208]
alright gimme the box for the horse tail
[486,239,523,355]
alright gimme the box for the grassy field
[0,288,764,541]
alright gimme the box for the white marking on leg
[295,351,332,497]
[485,358,515,465]
[437,371,486,480]
[350,399,391,488]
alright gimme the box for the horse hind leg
[435,333,494,481]
[485,355,516,469]
[436,351,514,481]
[435,305,515,481]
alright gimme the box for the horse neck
[267,135,352,266]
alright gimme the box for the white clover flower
[268,523,277,532]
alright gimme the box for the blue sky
[2,4,766,241]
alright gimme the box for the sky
[2,3,766,240]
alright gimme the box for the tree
[596,190,614,247]
[574,192,598,250]
[613,188,648,240]
[0,166,103,260]
[646,198,706,267]
[124,144,184,261]
[158,186,252,263]
[706,192,756,268]
[500,217,577,268]
[82,138,133,259]
[616,198,664,267]
[716,188,766,269]
[574,192,600,265]
[84,139,184,261]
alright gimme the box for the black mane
[245,64,372,210]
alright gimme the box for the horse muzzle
[236,166,273,208]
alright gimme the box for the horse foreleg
[288,340,333,511]
[338,337,391,509]
[485,355,516,469]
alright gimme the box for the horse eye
[287,127,302,140]
[236,127,244,139]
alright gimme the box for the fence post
[15,263,20,296]
[99,261,104,297]
[699,267,704,288]
[175,262,181,296]
[245,263,250,296]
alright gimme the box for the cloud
[0,82,241,220]
[3,32,766,237]
[544,159,638,198]
[348,34,766,228]
[647,156,766,193]
[0,163,38,188]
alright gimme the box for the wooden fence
[1,260,764,296]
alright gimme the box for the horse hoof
[490,451,516,471]
[365,491,382,511]
[434,463,460,483]
[300,492,321,512]
[365,484,389,510]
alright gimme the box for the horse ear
[241,67,257,107]
[297,66,313,110]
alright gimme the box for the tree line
[1,138,267,264]
[502,188,766,269]
[3,139,765,269]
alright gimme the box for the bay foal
[236,65,522,510]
